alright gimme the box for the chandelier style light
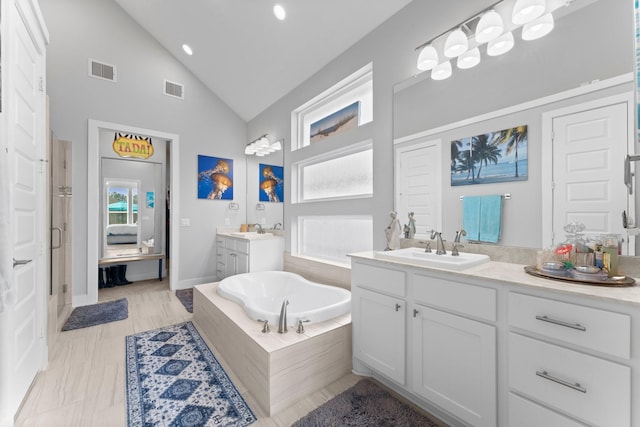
[415,0,561,81]
[244,135,283,156]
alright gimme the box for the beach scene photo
[451,125,528,186]
[310,101,360,143]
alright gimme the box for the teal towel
[479,195,502,243]
[462,196,481,241]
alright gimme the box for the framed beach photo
[310,101,360,143]
[451,125,528,186]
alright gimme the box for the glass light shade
[417,45,439,71]
[522,13,554,40]
[487,31,514,56]
[444,28,468,58]
[431,61,453,80]
[244,145,257,155]
[512,0,545,25]
[271,140,282,151]
[457,47,481,69]
[475,10,504,43]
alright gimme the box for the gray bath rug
[126,321,256,427]
[292,378,447,427]
[62,298,128,331]
[175,288,193,313]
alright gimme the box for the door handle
[52,227,63,249]
[13,258,33,268]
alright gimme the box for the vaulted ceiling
[114,0,414,121]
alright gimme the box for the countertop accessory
[524,266,635,287]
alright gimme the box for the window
[292,63,372,150]
[107,182,138,225]
[294,142,373,203]
[297,216,373,265]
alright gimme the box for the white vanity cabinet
[351,259,497,427]
[507,292,632,427]
[215,234,283,279]
[351,264,406,384]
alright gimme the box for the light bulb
[273,4,286,20]
[487,31,514,56]
[457,47,481,69]
[417,45,439,71]
[431,61,452,80]
[476,10,504,43]
[444,28,468,58]
[522,13,554,40]
[512,0,545,25]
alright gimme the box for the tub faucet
[254,223,265,234]
[452,229,466,256]
[430,230,446,255]
[278,299,289,333]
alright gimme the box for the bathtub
[217,271,351,326]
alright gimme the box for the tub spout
[278,299,289,333]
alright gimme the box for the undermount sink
[229,231,274,239]
[375,247,490,271]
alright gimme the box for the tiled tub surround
[350,251,640,427]
[192,282,352,416]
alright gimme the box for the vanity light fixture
[245,134,283,156]
[414,0,561,81]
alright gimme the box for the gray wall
[40,0,248,298]
[248,0,633,252]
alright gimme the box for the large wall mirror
[393,0,638,254]
[99,131,166,260]
[245,137,284,230]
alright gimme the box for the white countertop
[216,228,284,240]
[350,251,640,307]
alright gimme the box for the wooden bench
[98,253,164,281]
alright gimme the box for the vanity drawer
[352,263,406,298]
[508,292,630,359]
[508,393,587,427]
[234,239,250,254]
[216,238,225,248]
[508,333,630,427]
[413,274,496,322]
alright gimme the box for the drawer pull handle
[536,370,587,394]
[535,315,586,331]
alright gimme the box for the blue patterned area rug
[62,298,128,331]
[126,321,256,427]
[176,288,193,313]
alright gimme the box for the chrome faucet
[273,222,282,230]
[431,230,446,255]
[254,223,265,234]
[452,229,466,256]
[278,299,289,333]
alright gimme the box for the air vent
[88,59,117,82]
[164,80,184,99]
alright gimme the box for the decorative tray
[524,266,635,287]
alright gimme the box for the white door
[395,139,441,239]
[7,2,47,414]
[551,102,630,252]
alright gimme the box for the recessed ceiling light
[182,44,193,56]
[273,4,286,20]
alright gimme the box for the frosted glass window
[298,216,373,265]
[300,148,372,201]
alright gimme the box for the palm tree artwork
[450,125,528,186]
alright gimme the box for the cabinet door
[224,252,237,277]
[236,252,249,275]
[412,305,496,427]
[353,287,406,385]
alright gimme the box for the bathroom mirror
[392,0,636,252]
[100,157,165,260]
[245,143,284,230]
